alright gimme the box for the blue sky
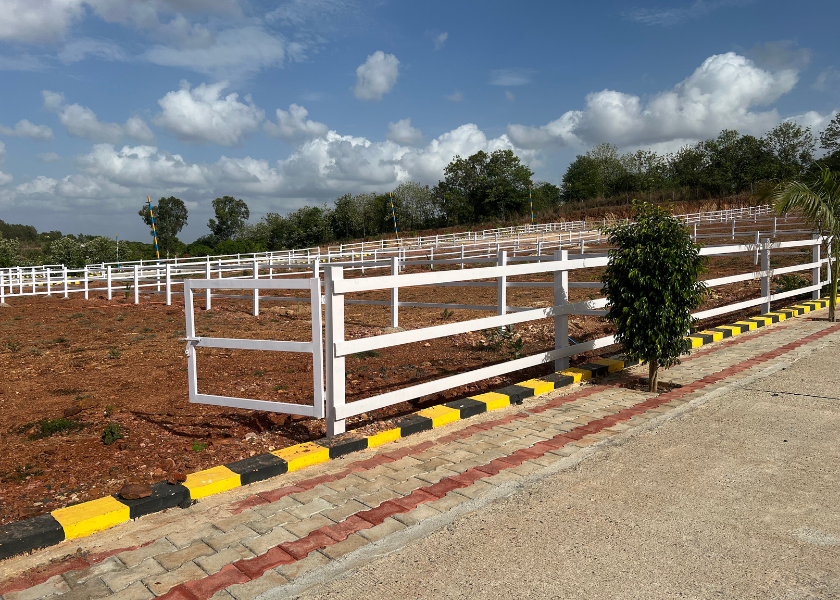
[0,0,838,242]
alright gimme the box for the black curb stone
[226,454,288,486]
[496,384,534,405]
[315,434,369,459]
[396,414,434,436]
[444,398,488,419]
[116,482,191,519]
[0,514,64,561]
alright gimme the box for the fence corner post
[325,265,346,436]
[761,237,771,313]
[107,266,112,300]
[554,250,569,372]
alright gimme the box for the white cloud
[0,0,243,42]
[0,54,47,71]
[0,141,5,162]
[489,68,535,86]
[57,37,127,63]
[446,91,464,102]
[749,40,811,71]
[0,119,54,141]
[0,171,12,186]
[38,152,63,162]
[433,32,448,50]
[77,144,210,187]
[264,104,328,142]
[623,0,752,27]
[505,90,515,101]
[42,90,157,143]
[386,118,423,146]
[813,68,840,92]
[508,52,798,150]
[145,26,290,79]
[0,0,85,42]
[153,80,264,146]
[353,51,399,101]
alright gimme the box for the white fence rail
[0,208,812,305]
[180,233,829,435]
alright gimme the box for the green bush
[28,418,85,440]
[101,422,125,445]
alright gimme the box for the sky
[0,0,838,243]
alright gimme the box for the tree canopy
[602,202,707,392]
[139,196,188,257]
[208,196,250,241]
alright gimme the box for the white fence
[182,233,828,435]
[0,206,811,305]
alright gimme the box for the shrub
[603,201,706,392]
[101,422,124,445]
[28,418,85,440]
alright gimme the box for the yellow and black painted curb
[1,297,835,561]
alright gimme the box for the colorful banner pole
[147,196,161,263]
[116,235,119,267]
[529,186,534,226]
[389,191,399,240]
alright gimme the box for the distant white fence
[0,206,811,305]
[183,233,828,435]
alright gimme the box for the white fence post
[732,220,736,240]
[45,267,51,296]
[107,266,112,300]
[133,265,140,304]
[205,258,211,310]
[325,265,346,436]
[63,266,68,298]
[166,263,172,306]
[0,270,5,304]
[390,256,399,328]
[253,257,259,316]
[813,234,822,300]
[497,249,507,316]
[460,245,465,269]
[761,238,771,313]
[554,250,569,372]
[83,267,89,299]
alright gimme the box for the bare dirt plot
[0,232,823,524]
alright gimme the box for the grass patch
[192,440,208,452]
[28,418,85,440]
[68,313,85,319]
[352,350,381,360]
[28,348,42,356]
[106,347,122,359]
[4,340,21,353]
[1,464,44,484]
[254,370,265,377]
[49,388,84,396]
[273,385,289,391]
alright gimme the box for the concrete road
[293,342,840,599]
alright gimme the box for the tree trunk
[649,360,659,393]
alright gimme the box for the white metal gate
[183,276,325,417]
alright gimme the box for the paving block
[110,580,155,600]
[242,526,297,556]
[156,541,217,571]
[143,560,206,596]
[284,514,334,539]
[119,538,178,567]
[63,556,124,588]
[392,504,441,527]
[274,551,330,581]
[3,575,69,600]
[356,517,407,542]
[227,569,288,600]
[102,557,165,593]
[196,544,255,575]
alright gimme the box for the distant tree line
[562,118,840,202]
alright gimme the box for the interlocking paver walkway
[2,309,839,600]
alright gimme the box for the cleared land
[0,222,823,525]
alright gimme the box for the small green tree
[602,202,707,392]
